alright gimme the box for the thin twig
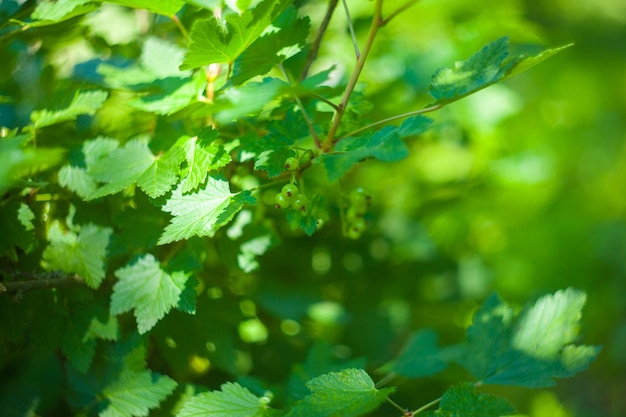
[341,0,361,59]
[382,0,421,26]
[312,93,341,112]
[300,0,340,81]
[339,103,442,140]
[412,396,441,415]
[386,397,409,415]
[322,0,384,152]
[279,65,322,148]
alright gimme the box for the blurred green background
[297,0,625,415]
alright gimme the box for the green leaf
[454,288,601,387]
[94,0,183,16]
[86,137,184,199]
[179,131,231,193]
[101,370,177,417]
[180,0,291,70]
[178,382,275,417]
[0,134,64,195]
[0,201,34,254]
[42,221,113,289]
[158,177,254,245]
[286,368,394,417]
[111,254,191,334]
[381,329,448,378]
[228,7,310,86]
[30,90,108,129]
[317,126,409,181]
[129,74,206,115]
[29,0,98,26]
[423,383,515,417]
[215,77,288,124]
[429,37,572,105]
[136,146,186,198]
[504,43,574,80]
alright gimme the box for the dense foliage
[2,0,621,416]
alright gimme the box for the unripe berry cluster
[344,187,371,239]
[274,183,308,212]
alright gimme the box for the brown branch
[299,0,340,81]
[0,270,84,295]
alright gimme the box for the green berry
[291,195,308,212]
[351,218,367,234]
[346,227,361,239]
[274,193,290,209]
[349,187,370,209]
[284,156,299,171]
[281,183,298,199]
[346,206,364,222]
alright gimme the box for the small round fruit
[281,183,299,198]
[351,218,367,234]
[284,156,299,171]
[346,206,364,222]
[274,193,290,209]
[291,195,308,212]
[349,187,370,209]
[346,227,361,239]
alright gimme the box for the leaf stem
[386,397,410,415]
[322,0,384,152]
[171,14,190,43]
[300,0,340,81]
[375,372,397,388]
[412,396,441,415]
[339,103,442,140]
[341,0,361,59]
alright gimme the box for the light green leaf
[111,254,190,334]
[215,77,288,124]
[136,146,186,198]
[17,203,35,231]
[381,329,448,378]
[238,234,274,273]
[454,288,601,387]
[30,0,98,26]
[504,43,574,80]
[158,177,254,244]
[286,368,394,417]
[30,90,108,129]
[101,370,177,417]
[423,383,515,417]
[43,221,113,289]
[178,382,274,417]
[140,37,189,79]
[94,0,183,16]
[181,0,291,69]
[129,74,206,115]
[58,165,98,199]
[179,131,231,193]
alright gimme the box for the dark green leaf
[423,383,515,417]
[381,329,448,378]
